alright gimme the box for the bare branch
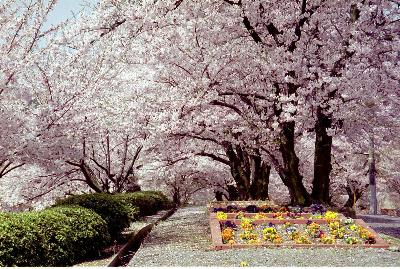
[196,152,230,166]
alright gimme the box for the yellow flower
[241,218,253,230]
[237,211,245,219]
[320,234,336,244]
[324,211,338,221]
[240,261,249,267]
[329,221,340,231]
[254,213,267,220]
[240,230,258,241]
[216,211,228,221]
[294,234,312,244]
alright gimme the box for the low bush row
[0,191,172,267]
[54,191,173,237]
[0,206,109,266]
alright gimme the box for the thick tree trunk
[312,108,333,204]
[224,143,251,200]
[279,122,311,206]
[224,143,271,200]
[249,155,270,200]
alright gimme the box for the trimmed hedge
[0,206,110,267]
[54,193,135,238]
[55,191,173,235]
[114,191,174,216]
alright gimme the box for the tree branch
[210,100,243,115]
[196,151,230,165]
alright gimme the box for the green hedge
[0,206,110,267]
[0,191,172,266]
[54,193,135,238]
[114,191,173,216]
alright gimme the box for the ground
[128,206,400,267]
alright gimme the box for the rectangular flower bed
[209,218,389,250]
[210,212,345,221]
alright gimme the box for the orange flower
[222,228,234,242]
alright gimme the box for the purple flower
[310,204,326,214]
[246,205,259,213]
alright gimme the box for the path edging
[108,207,177,267]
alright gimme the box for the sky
[44,0,99,29]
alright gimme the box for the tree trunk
[249,154,270,200]
[344,185,365,208]
[215,190,224,201]
[369,134,377,214]
[79,159,105,193]
[224,143,251,200]
[227,185,239,200]
[312,108,333,204]
[279,122,311,206]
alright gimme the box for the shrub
[114,191,173,217]
[54,193,133,238]
[46,206,110,260]
[0,206,110,267]
[141,191,174,209]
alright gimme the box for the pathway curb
[108,207,177,267]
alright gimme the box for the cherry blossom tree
[1,0,398,209]
[128,0,399,206]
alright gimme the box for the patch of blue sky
[44,0,99,30]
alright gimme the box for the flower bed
[211,212,343,221]
[210,217,389,250]
[209,208,389,250]
[208,201,328,215]
[211,210,343,222]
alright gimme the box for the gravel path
[128,206,400,267]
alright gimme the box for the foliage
[113,191,173,216]
[0,206,109,266]
[54,193,133,238]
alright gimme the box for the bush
[54,193,134,238]
[0,206,110,267]
[141,191,174,209]
[114,191,173,216]
[46,206,111,260]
